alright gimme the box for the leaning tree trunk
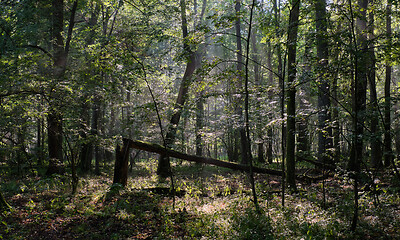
[157,0,203,177]
[286,0,300,191]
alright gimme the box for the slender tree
[349,0,369,231]
[384,1,393,167]
[251,23,264,163]
[367,0,381,168]
[286,0,300,191]
[194,0,208,158]
[234,0,251,165]
[315,0,332,164]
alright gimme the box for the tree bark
[286,0,300,191]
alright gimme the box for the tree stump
[113,139,130,186]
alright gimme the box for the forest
[1,0,400,239]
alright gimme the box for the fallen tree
[113,138,283,186]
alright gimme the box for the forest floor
[1,157,399,239]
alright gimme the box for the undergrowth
[0,158,399,239]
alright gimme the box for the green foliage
[230,207,274,240]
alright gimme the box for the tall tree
[349,0,369,231]
[348,0,368,173]
[195,0,207,158]
[266,42,274,164]
[233,0,251,165]
[384,1,393,167]
[79,2,100,173]
[315,0,332,164]
[157,0,205,177]
[367,0,381,168]
[47,0,78,175]
[286,0,301,190]
[251,23,264,163]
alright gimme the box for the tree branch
[22,45,53,59]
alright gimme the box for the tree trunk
[384,2,392,167]
[79,101,93,173]
[113,139,130,186]
[79,2,100,173]
[273,0,286,205]
[297,33,312,161]
[92,100,103,175]
[195,94,204,157]
[251,22,264,164]
[46,110,64,175]
[157,0,201,177]
[234,0,250,165]
[332,59,341,163]
[266,42,273,164]
[286,0,300,191]
[46,0,78,175]
[36,111,43,166]
[368,3,382,168]
[350,0,369,231]
[46,0,66,175]
[348,0,368,173]
[315,0,332,164]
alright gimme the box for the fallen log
[124,138,282,176]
